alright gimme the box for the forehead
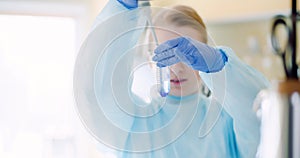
[155,26,204,44]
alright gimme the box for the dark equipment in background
[271,0,299,79]
[256,1,300,158]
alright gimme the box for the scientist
[93,0,270,157]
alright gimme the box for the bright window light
[0,14,79,158]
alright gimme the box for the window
[0,14,82,158]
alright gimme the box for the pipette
[143,3,170,97]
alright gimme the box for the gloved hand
[152,37,228,73]
[117,0,138,9]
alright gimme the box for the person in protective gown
[90,0,270,157]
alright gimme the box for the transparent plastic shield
[73,5,226,153]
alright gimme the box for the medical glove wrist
[152,37,228,73]
[117,0,138,9]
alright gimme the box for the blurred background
[0,0,298,157]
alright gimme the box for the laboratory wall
[210,21,300,81]
[207,19,287,81]
[150,0,294,22]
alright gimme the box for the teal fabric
[199,47,270,158]
[118,47,270,158]
[121,94,240,158]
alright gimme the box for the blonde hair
[152,5,208,43]
[141,5,208,66]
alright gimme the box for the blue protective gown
[116,48,270,158]
[90,1,270,157]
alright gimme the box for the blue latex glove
[152,37,228,73]
[117,0,138,9]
